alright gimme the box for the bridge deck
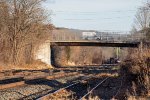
[50,41,140,47]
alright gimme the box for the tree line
[0,0,52,65]
[134,1,150,40]
[119,1,150,98]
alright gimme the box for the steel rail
[36,76,91,100]
[79,77,109,100]
[37,82,80,100]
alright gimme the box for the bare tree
[0,0,51,65]
[53,46,103,66]
[135,6,150,30]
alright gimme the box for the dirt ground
[43,73,150,100]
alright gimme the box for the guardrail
[50,35,143,43]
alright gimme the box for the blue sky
[43,0,146,32]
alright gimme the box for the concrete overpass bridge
[49,35,142,48]
[36,33,144,66]
[50,31,143,47]
[50,41,140,47]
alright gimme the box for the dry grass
[82,95,100,100]
[19,60,53,70]
[119,46,150,99]
[95,73,119,78]
[0,60,53,71]
[44,89,74,100]
[128,96,148,100]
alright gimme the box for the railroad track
[0,72,79,90]
[0,67,103,89]
[36,76,110,100]
[0,65,118,90]
[16,74,87,100]
[0,67,120,100]
[79,77,109,100]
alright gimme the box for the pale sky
[43,0,146,32]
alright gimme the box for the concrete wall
[35,42,51,65]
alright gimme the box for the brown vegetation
[0,0,52,67]
[119,1,150,99]
[52,46,103,67]
[119,45,150,99]
[134,1,150,31]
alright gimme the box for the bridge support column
[116,47,120,59]
[116,47,118,59]
[50,45,55,66]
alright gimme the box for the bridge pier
[116,47,121,59]
[50,45,55,66]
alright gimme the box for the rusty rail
[0,72,79,90]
